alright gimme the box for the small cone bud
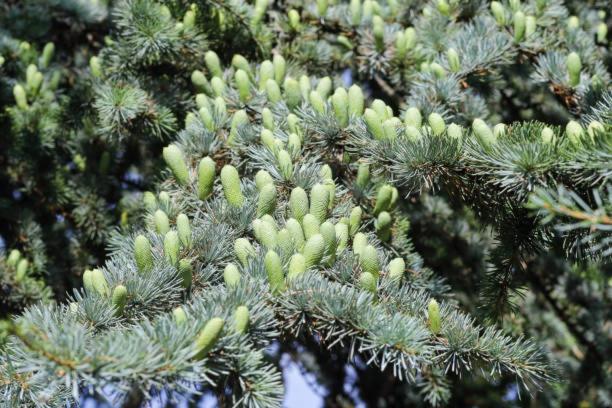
[514,11,526,42]
[178,259,193,288]
[205,51,223,78]
[335,223,349,254]
[163,145,189,186]
[348,85,365,116]
[221,165,244,207]
[290,187,309,222]
[134,235,153,272]
[388,257,405,282]
[173,307,187,324]
[472,119,496,146]
[277,149,293,180]
[195,318,224,359]
[284,77,302,109]
[164,231,180,265]
[112,285,128,316]
[360,245,380,277]
[447,123,463,139]
[7,249,21,267]
[428,299,441,334]
[177,214,192,248]
[375,211,392,242]
[191,70,210,93]
[303,234,325,268]
[372,15,385,50]
[231,54,251,76]
[309,184,329,223]
[154,210,170,235]
[224,263,241,287]
[353,232,368,257]
[428,113,446,136]
[541,127,555,144]
[447,48,460,72]
[91,268,110,297]
[566,120,583,144]
[309,90,326,114]
[349,206,363,236]
[257,183,277,216]
[404,107,422,128]
[198,157,216,200]
[359,272,377,293]
[265,79,282,103]
[234,306,250,334]
[235,238,256,266]
[83,269,94,293]
[287,253,307,280]
[332,88,349,127]
[373,185,393,215]
[265,250,285,294]
[253,218,278,249]
[90,56,102,78]
[273,54,286,84]
[286,219,305,251]
[13,84,28,109]
[235,69,251,102]
[302,214,321,239]
[491,1,505,25]
[567,52,581,87]
[364,108,385,140]
[259,60,274,90]
[211,77,225,97]
[15,259,28,281]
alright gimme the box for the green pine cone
[235,69,251,102]
[143,191,157,212]
[221,165,244,208]
[320,222,337,264]
[257,183,277,217]
[373,185,393,215]
[176,214,192,248]
[194,317,225,359]
[388,257,405,282]
[472,119,496,146]
[198,157,216,200]
[447,123,463,139]
[162,144,189,186]
[364,108,385,140]
[356,163,370,189]
[266,79,282,103]
[259,60,274,90]
[191,70,210,93]
[309,184,329,223]
[273,54,286,84]
[173,307,187,324]
[277,149,293,180]
[234,306,250,334]
[428,113,446,136]
[234,238,256,266]
[349,206,363,237]
[566,120,583,144]
[309,90,326,114]
[447,48,460,72]
[428,299,441,335]
[302,214,321,240]
[286,218,305,251]
[332,88,349,127]
[348,85,365,116]
[352,232,368,257]
[205,51,223,78]
[7,249,21,267]
[290,187,309,222]
[255,170,274,191]
[334,223,349,254]
[111,285,128,316]
[360,245,380,277]
[178,259,193,288]
[83,269,94,293]
[164,231,180,265]
[224,263,241,287]
[359,271,377,294]
[253,218,278,249]
[287,253,307,281]
[13,84,28,109]
[567,52,581,87]
[284,77,302,110]
[228,109,248,144]
[154,210,170,235]
[15,259,29,281]
[404,107,422,128]
[514,11,526,42]
[265,250,285,294]
[375,211,392,242]
[316,77,332,98]
[91,268,110,297]
[134,235,153,272]
[303,234,325,268]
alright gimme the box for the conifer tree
[0,0,610,407]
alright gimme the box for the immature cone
[277,228,293,255]
[90,56,102,78]
[159,192,170,209]
[388,257,406,282]
[91,268,110,297]
[359,272,377,294]
[348,85,364,116]
[541,127,555,144]
[83,269,94,293]
[597,22,608,44]
[303,234,325,268]
[288,9,301,30]
[177,214,192,248]
[288,133,302,155]
[309,90,326,114]
[447,123,463,139]
[13,84,28,109]
[287,253,307,280]
[332,88,349,127]
[234,306,250,334]
[265,250,285,294]
[255,170,274,191]
[40,42,55,68]
[447,48,460,72]
[211,77,225,97]
[360,245,380,277]
[234,238,256,266]
[273,54,286,84]
[111,285,128,316]
[198,106,213,130]
[376,211,392,242]
[567,52,581,87]
[364,109,385,140]
[404,107,422,128]
[235,69,251,102]
[317,0,328,17]
[205,51,223,78]
[221,165,244,208]
[257,183,277,217]
[512,11,526,42]
[253,219,277,249]
[428,113,446,136]
[349,206,363,237]
[154,210,170,235]
[191,70,209,93]
[198,157,216,200]
[134,235,153,272]
[472,119,496,146]
[566,120,583,144]
[316,77,332,98]
[356,163,370,189]
[372,15,385,50]
[173,307,187,324]
[259,60,274,90]
[194,318,225,359]
[373,185,393,215]
[164,231,180,265]
[224,263,241,287]
[320,221,337,263]
[302,214,320,240]
[277,150,293,180]
[179,259,193,288]
[286,218,305,251]
[335,223,349,254]
[428,299,441,335]
[309,184,329,223]
[290,187,309,222]
[265,79,282,103]
[7,249,21,267]
[284,77,302,109]
[232,54,251,75]
[163,145,189,186]
[15,259,28,281]
[228,109,248,144]
[491,1,505,25]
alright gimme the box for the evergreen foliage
[0,0,610,406]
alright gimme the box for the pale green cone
[164,231,180,265]
[224,263,241,287]
[194,317,224,359]
[257,183,277,217]
[221,165,244,207]
[265,250,285,294]
[309,184,329,223]
[302,214,321,240]
[303,234,325,268]
[154,210,170,235]
[176,213,192,248]
[234,306,250,334]
[290,187,309,222]
[162,145,189,186]
[198,157,216,200]
[111,285,128,316]
[134,235,153,272]
[428,299,441,335]
[287,253,307,280]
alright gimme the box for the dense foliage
[0,0,610,407]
